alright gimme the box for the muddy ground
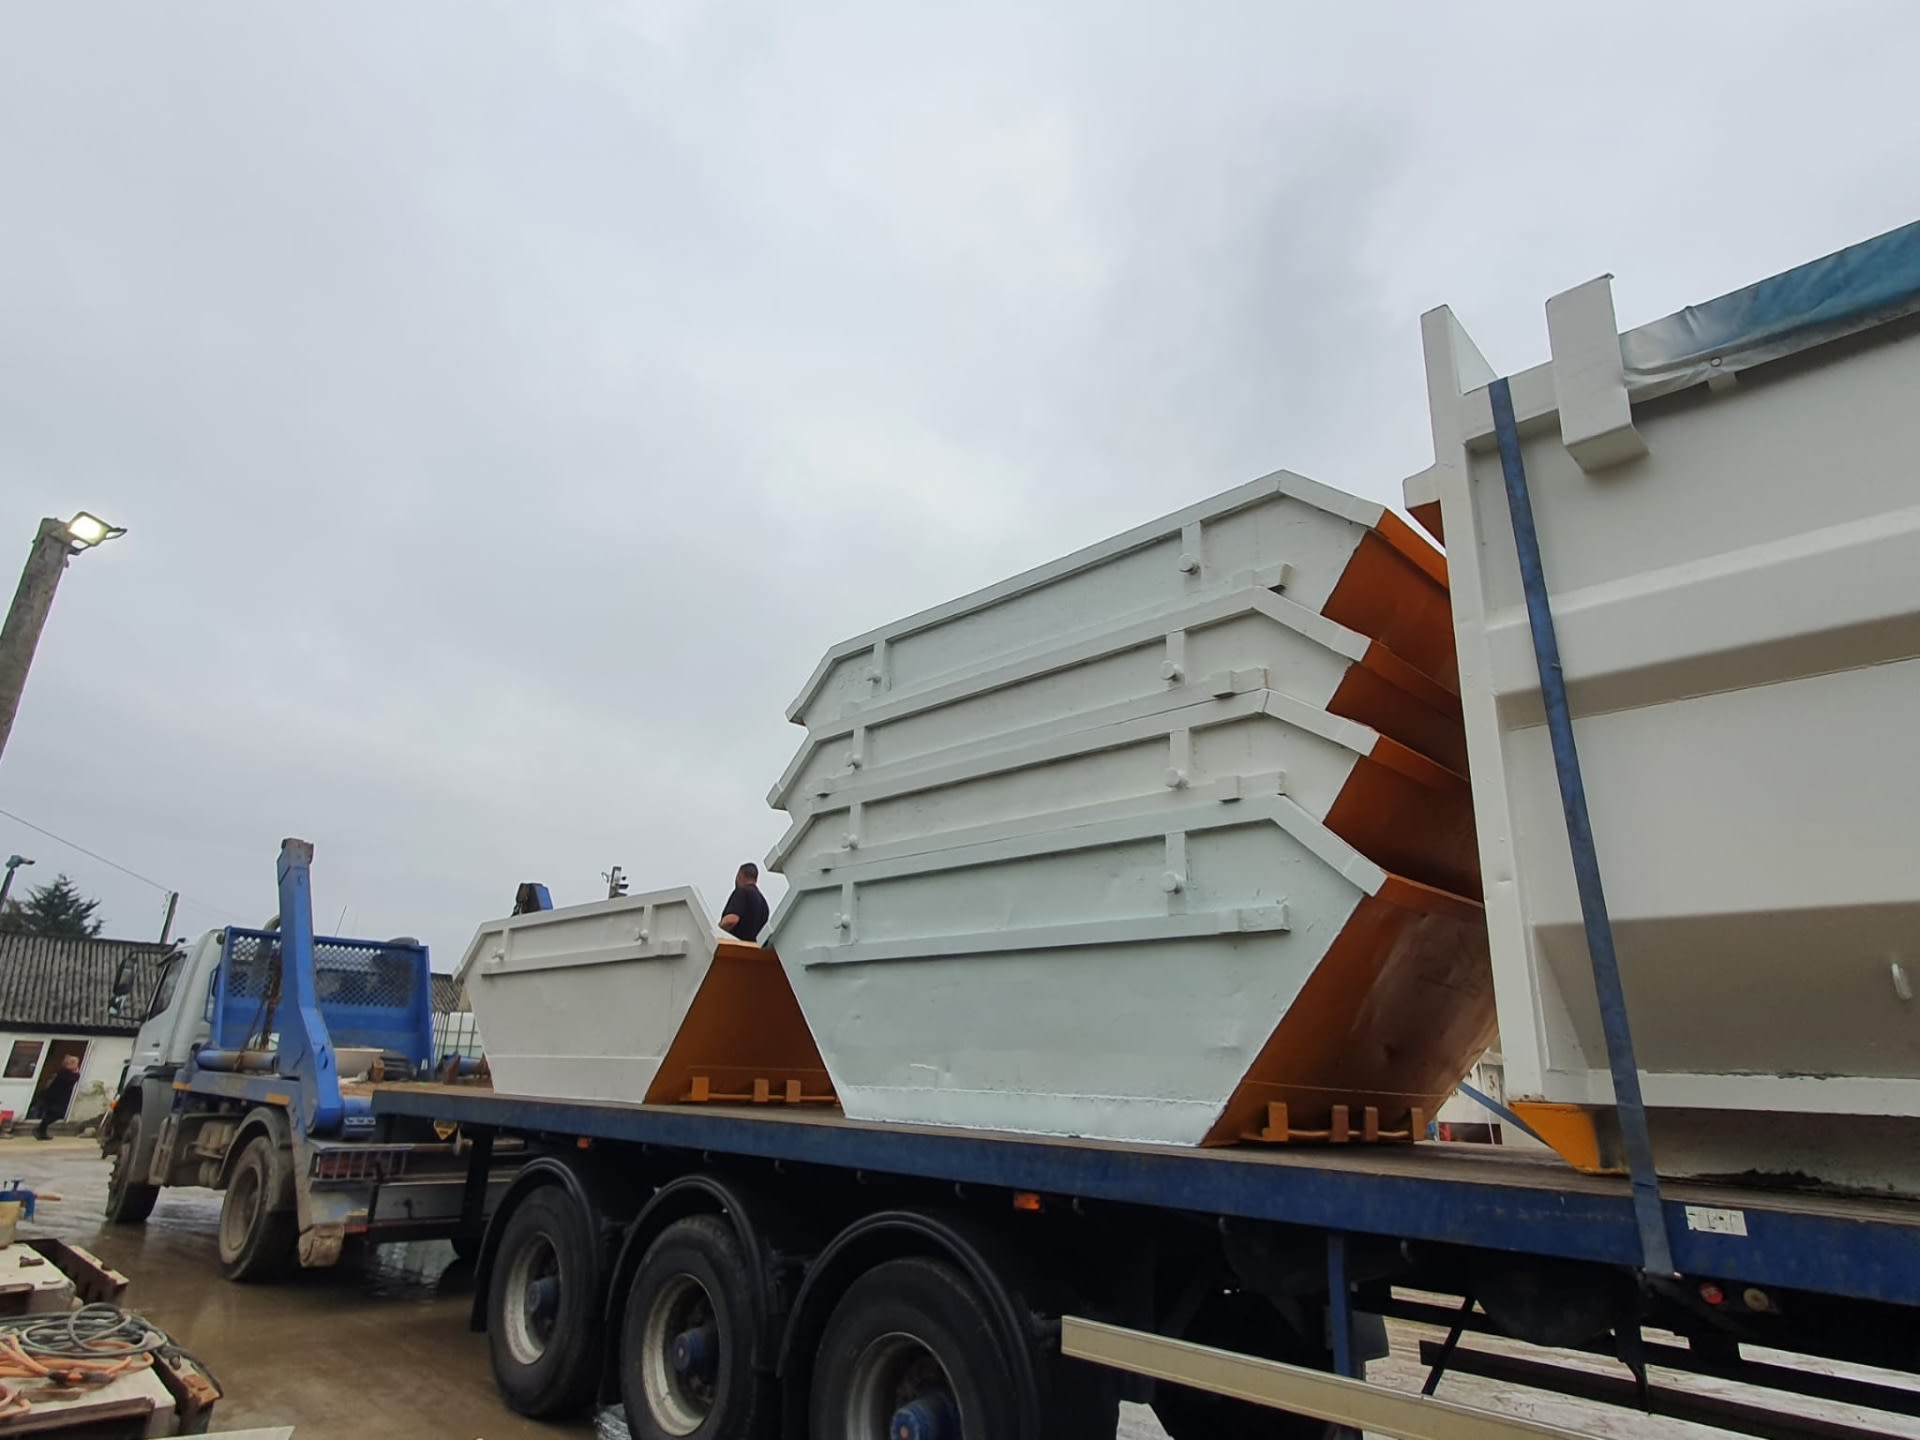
[6,1137,1913,1438]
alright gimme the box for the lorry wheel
[218,1137,296,1282]
[1150,1292,1337,1440]
[810,1257,1023,1440]
[103,1112,159,1225]
[486,1186,602,1417]
[619,1215,775,1440]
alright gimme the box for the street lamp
[0,513,126,772]
[0,856,31,913]
[64,513,125,550]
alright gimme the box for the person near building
[34,1054,81,1141]
[719,863,770,944]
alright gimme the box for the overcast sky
[2,2,1916,968]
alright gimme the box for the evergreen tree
[1,874,103,938]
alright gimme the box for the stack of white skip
[764,472,1495,1146]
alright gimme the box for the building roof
[0,934,172,1035]
[430,973,467,1014]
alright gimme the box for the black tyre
[1151,1291,1337,1440]
[103,1111,159,1226]
[619,1215,775,1440]
[217,1136,296,1282]
[810,1257,1024,1440]
[486,1186,604,1417]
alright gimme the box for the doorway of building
[28,1039,89,1121]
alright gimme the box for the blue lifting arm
[196,839,433,1136]
[269,838,345,1136]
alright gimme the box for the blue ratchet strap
[1456,1081,1549,1147]
[1486,377,1677,1279]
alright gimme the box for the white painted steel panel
[778,687,1362,870]
[1412,240,1920,1186]
[772,584,1464,819]
[768,790,1489,1145]
[784,471,1450,734]
[774,684,1476,896]
[770,795,1370,1143]
[455,888,716,1103]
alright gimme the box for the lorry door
[126,952,184,1079]
[129,933,218,1074]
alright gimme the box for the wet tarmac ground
[8,1137,1917,1439]
[15,1137,576,1439]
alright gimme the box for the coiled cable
[0,1303,186,1418]
[0,1304,171,1359]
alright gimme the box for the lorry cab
[121,929,225,1095]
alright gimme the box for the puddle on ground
[7,1140,585,1438]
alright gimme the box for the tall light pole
[0,512,125,773]
[0,854,32,912]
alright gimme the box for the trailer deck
[371,1083,1920,1310]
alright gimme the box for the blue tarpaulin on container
[1620,218,1920,395]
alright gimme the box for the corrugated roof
[0,934,171,1034]
[430,973,467,1013]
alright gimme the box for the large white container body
[455,888,717,1104]
[770,792,1489,1145]
[784,470,1454,737]
[767,470,1484,1147]
[1409,224,1920,1142]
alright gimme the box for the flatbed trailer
[370,1081,1920,1439]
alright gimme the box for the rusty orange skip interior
[1319,511,1457,694]
[646,942,837,1107]
[1203,876,1496,1147]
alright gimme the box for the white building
[430,972,480,1062]
[0,933,170,1128]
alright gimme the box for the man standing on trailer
[719,863,769,943]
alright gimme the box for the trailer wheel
[810,1257,1023,1440]
[103,1112,158,1225]
[1151,1292,1337,1440]
[487,1186,602,1417]
[218,1137,296,1282]
[619,1215,774,1440]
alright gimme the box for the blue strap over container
[1486,376,1676,1279]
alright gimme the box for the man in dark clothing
[719,863,770,944]
[35,1054,81,1141]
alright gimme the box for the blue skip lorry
[98,839,508,1277]
[96,838,1920,1440]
